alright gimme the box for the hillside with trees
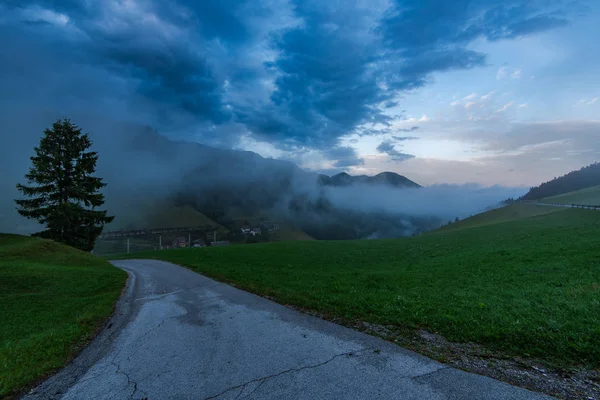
[101,127,438,240]
[520,162,600,201]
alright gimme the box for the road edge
[21,266,138,400]
[136,258,595,400]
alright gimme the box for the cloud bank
[0,0,587,167]
[325,183,525,222]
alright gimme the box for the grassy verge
[114,208,600,369]
[0,234,127,397]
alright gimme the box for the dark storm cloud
[82,4,229,121]
[376,140,415,162]
[326,146,365,168]
[374,0,582,92]
[381,0,569,47]
[235,2,389,148]
[4,0,256,122]
[238,0,583,152]
[380,1,574,54]
[0,0,586,166]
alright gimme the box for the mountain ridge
[520,162,600,201]
[321,171,421,188]
[99,127,435,241]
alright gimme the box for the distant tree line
[439,217,460,228]
[520,162,600,201]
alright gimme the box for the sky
[1,0,599,187]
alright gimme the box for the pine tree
[15,119,114,251]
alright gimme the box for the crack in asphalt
[69,316,171,400]
[121,316,175,362]
[85,363,128,400]
[232,386,246,400]
[109,360,137,400]
[202,349,449,400]
[238,380,265,400]
[110,318,173,400]
[201,348,375,400]
[101,313,174,369]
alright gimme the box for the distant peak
[374,171,399,177]
[323,171,420,188]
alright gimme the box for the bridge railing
[99,225,217,239]
[519,200,599,210]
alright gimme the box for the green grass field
[0,234,126,397]
[543,185,600,205]
[114,207,600,369]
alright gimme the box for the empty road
[25,259,552,400]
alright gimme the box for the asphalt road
[25,259,553,400]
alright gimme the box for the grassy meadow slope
[145,204,226,231]
[437,203,564,232]
[114,207,600,369]
[107,202,228,232]
[543,185,600,205]
[0,234,127,397]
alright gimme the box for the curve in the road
[24,259,553,400]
